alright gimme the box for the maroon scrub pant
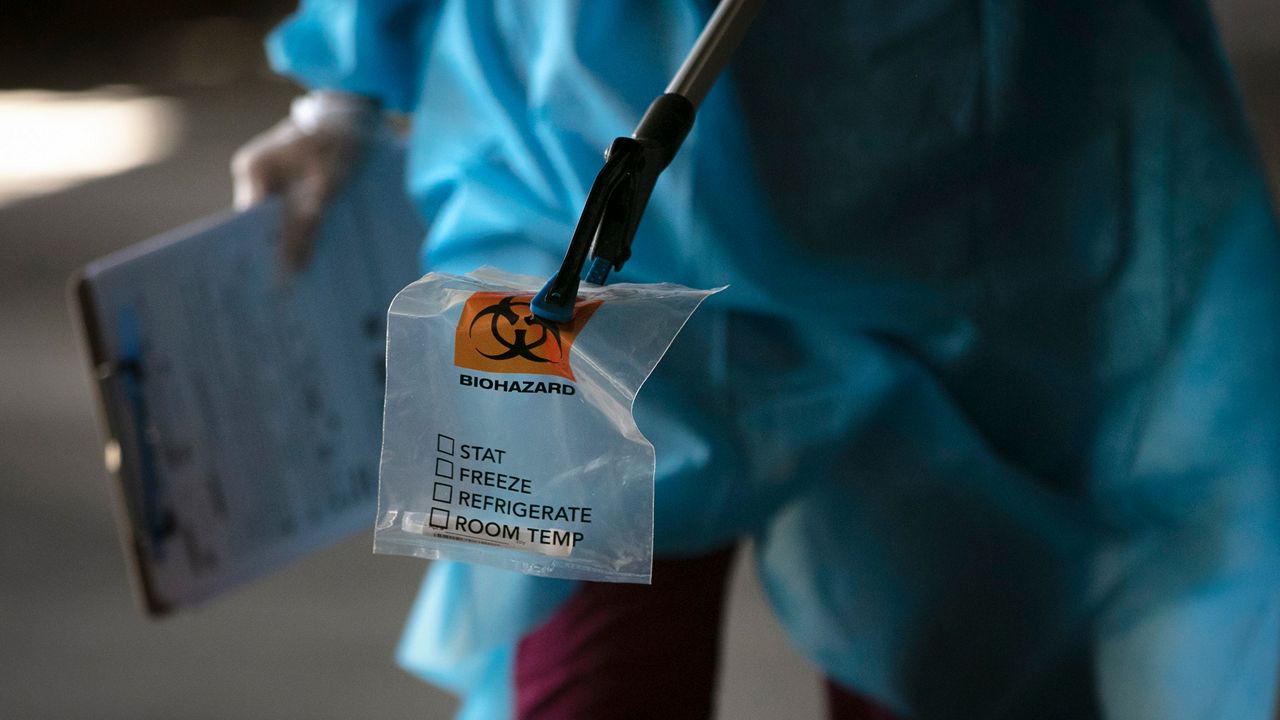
[515,547,898,720]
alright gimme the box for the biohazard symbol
[470,296,561,363]
[454,292,600,380]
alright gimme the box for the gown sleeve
[266,0,444,113]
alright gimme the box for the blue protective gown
[269,2,1280,718]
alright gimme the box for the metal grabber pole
[531,0,766,322]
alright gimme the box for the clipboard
[71,140,425,615]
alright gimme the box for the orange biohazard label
[454,293,601,381]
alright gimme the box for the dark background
[0,2,1275,719]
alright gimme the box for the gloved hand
[231,91,382,269]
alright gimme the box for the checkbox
[432,482,453,503]
[429,508,450,530]
[437,434,455,456]
[435,458,454,479]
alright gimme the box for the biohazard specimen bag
[374,268,718,583]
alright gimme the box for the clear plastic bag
[375,267,720,583]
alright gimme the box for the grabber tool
[530,0,765,323]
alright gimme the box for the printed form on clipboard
[71,141,425,615]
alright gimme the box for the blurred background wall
[0,2,1275,719]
